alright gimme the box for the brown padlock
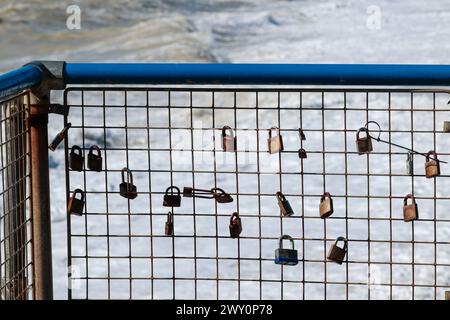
[299,128,306,141]
[298,148,307,159]
[425,150,440,178]
[445,291,450,300]
[68,189,85,216]
[268,127,284,154]
[87,145,102,172]
[327,237,348,265]
[119,167,138,199]
[229,212,242,238]
[319,192,333,218]
[443,121,450,133]
[165,211,173,236]
[69,145,84,171]
[356,127,373,154]
[403,194,419,222]
[276,192,294,216]
[222,126,237,152]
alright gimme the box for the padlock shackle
[165,185,181,196]
[356,127,370,140]
[276,191,286,202]
[89,145,101,156]
[403,193,416,205]
[70,145,82,155]
[334,236,348,251]
[121,167,133,184]
[221,125,234,137]
[426,150,438,161]
[268,126,280,139]
[279,235,295,250]
[72,188,84,201]
[230,212,240,224]
[321,192,331,202]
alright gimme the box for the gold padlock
[319,192,333,219]
[268,127,284,154]
[356,127,372,155]
[425,150,440,178]
[403,194,418,222]
[222,126,237,152]
[446,291,450,300]
[443,121,450,132]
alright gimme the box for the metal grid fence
[64,87,450,300]
[0,91,33,300]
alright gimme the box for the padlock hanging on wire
[49,122,71,151]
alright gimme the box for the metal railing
[0,62,450,300]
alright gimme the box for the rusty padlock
[356,127,373,155]
[119,168,138,199]
[87,145,102,172]
[268,127,284,154]
[443,121,450,132]
[68,189,85,216]
[327,237,348,265]
[69,145,84,171]
[222,126,237,152]
[319,192,334,219]
[229,212,242,238]
[403,194,419,222]
[163,186,181,207]
[425,150,440,178]
[165,211,174,236]
[298,148,307,159]
[276,192,294,216]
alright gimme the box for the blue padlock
[275,235,298,266]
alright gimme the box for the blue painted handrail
[2,63,450,100]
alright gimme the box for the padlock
[212,188,234,203]
[406,151,414,175]
[165,211,174,236]
[445,291,450,300]
[425,150,440,178]
[49,123,72,151]
[119,167,138,199]
[319,192,334,218]
[68,189,84,216]
[327,237,348,265]
[268,127,284,154]
[69,145,84,171]
[222,126,237,152]
[298,148,307,159]
[274,235,298,266]
[87,145,102,172]
[229,212,242,238]
[299,128,306,141]
[443,121,450,132]
[276,192,294,217]
[403,194,419,222]
[356,127,372,155]
[163,186,181,207]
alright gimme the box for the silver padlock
[406,152,414,175]
[274,235,298,266]
[268,127,284,154]
[222,126,237,152]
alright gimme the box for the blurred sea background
[1,0,450,299]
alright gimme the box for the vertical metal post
[27,92,53,300]
[4,95,27,299]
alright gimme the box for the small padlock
[298,148,307,159]
[276,192,294,217]
[68,189,85,216]
[356,127,373,155]
[445,291,450,300]
[425,150,440,178]
[222,126,237,152]
[299,128,306,141]
[69,145,84,171]
[327,237,348,265]
[274,235,298,266]
[163,186,181,207]
[165,211,174,236]
[268,127,284,154]
[406,152,414,175]
[229,212,242,238]
[319,192,334,218]
[87,145,102,172]
[49,123,72,151]
[119,167,138,199]
[443,121,450,132]
[403,194,419,222]
[212,188,234,203]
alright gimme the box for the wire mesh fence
[64,87,450,300]
[0,91,33,300]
